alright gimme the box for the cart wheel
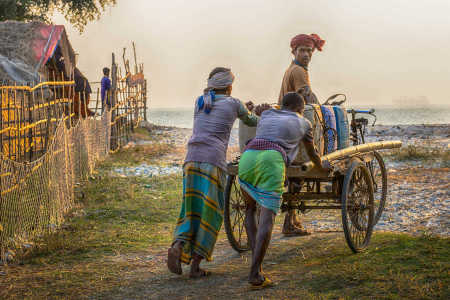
[224,174,250,253]
[368,151,387,225]
[341,159,375,253]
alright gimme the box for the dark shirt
[74,68,91,93]
[101,76,111,104]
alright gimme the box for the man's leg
[282,179,310,236]
[249,207,275,285]
[242,189,257,250]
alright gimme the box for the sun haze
[53,0,450,108]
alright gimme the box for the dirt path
[96,224,343,300]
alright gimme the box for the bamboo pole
[0,89,3,156]
[42,84,50,151]
[144,79,147,121]
[301,140,403,172]
[132,41,138,74]
[15,82,21,161]
[7,88,11,159]
[28,90,33,161]
[95,87,100,117]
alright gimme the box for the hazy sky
[53,0,450,108]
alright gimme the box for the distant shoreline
[143,122,449,134]
[147,107,450,128]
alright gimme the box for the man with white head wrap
[167,67,258,278]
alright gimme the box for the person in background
[278,33,326,235]
[239,92,330,288]
[167,67,259,278]
[101,67,111,113]
[74,67,94,117]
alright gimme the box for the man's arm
[304,141,322,168]
[290,67,309,96]
[237,101,258,127]
[302,120,330,171]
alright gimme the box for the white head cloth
[200,70,235,113]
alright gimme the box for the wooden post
[32,90,43,156]
[28,91,33,161]
[111,52,118,151]
[68,69,73,128]
[0,89,3,157]
[144,79,148,121]
[15,83,21,161]
[78,92,82,119]
[95,87,100,117]
[132,41,138,75]
[42,84,50,151]
[7,88,11,160]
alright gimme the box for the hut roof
[0,21,76,83]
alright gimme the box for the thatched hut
[0,21,76,84]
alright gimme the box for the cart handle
[346,108,375,114]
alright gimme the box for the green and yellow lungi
[173,162,226,263]
[238,150,285,214]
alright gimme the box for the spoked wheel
[367,151,387,225]
[224,174,250,252]
[341,159,375,253]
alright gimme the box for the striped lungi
[173,162,226,263]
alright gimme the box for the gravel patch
[112,164,181,178]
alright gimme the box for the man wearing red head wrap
[278,33,325,105]
[278,33,325,236]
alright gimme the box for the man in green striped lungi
[239,92,330,288]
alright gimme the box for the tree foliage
[0,0,117,32]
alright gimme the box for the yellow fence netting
[0,74,147,258]
[0,111,111,256]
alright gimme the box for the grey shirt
[185,95,258,170]
[255,109,313,164]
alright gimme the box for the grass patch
[102,127,173,167]
[132,127,155,141]
[387,145,450,166]
[0,147,182,299]
[260,233,449,300]
[105,143,172,167]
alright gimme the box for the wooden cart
[223,108,402,253]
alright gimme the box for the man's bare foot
[189,268,211,278]
[282,212,310,236]
[282,226,311,236]
[167,242,183,275]
[189,253,209,278]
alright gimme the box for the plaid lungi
[173,162,226,263]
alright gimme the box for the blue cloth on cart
[320,105,337,153]
[333,106,350,149]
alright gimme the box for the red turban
[290,33,325,52]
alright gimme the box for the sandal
[167,247,182,275]
[250,276,274,290]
